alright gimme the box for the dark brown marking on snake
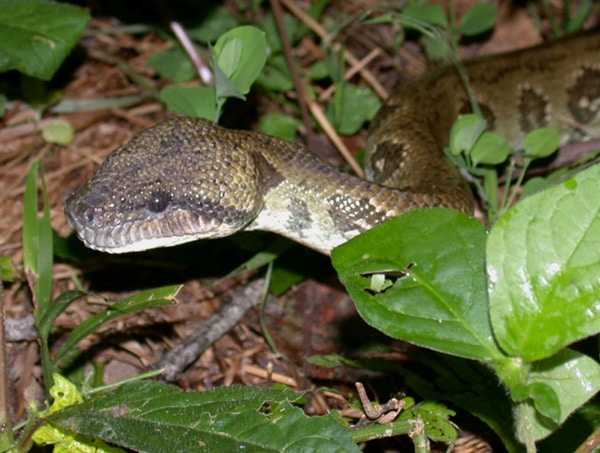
[370,141,409,182]
[518,85,549,131]
[251,150,285,192]
[567,66,600,124]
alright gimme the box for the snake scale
[66,30,600,255]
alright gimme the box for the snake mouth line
[66,209,223,254]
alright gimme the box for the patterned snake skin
[66,31,600,255]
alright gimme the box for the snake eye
[147,189,171,213]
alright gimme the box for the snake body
[66,31,600,255]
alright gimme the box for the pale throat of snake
[65,30,600,255]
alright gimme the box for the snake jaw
[65,200,228,253]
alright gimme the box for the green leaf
[332,209,502,361]
[0,0,90,80]
[457,3,498,36]
[160,85,217,120]
[256,55,294,91]
[403,353,520,451]
[47,381,359,452]
[449,113,487,156]
[213,25,267,96]
[36,290,85,342]
[515,349,600,442]
[259,113,301,141]
[401,4,448,28]
[148,47,196,83]
[404,401,457,443]
[470,131,511,165]
[23,162,53,306]
[42,119,74,145]
[523,127,561,159]
[328,83,381,135]
[55,285,181,368]
[0,256,16,282]
[529,382,560,422]
[186,6,240,43]
[488,164,600,360]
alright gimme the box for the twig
[268,0,318,153]
[153,279,269,382]
[170,21,213,84]
[308,100,365,178]
[279,0,388,99]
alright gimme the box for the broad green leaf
[0,0,90,80]
[470,131,511,165]
[55,285,181,368]
[160,85,217,120]
[488,164,600,360]
[523,127,561,159]
[515,349,600,442]
[213,26,267,96]
[449,114,487,156]
[333,209,502,361]
[47,381,359,452]
[457,3,498,36]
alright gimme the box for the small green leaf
[523,127,561,159]
[449,114,487,156]
[147,47,196,83]
[404,402,457,443]
[529,382,560,422]
[0,0,90,80]
[328,82,381,135]
[515,349,600,442]
[457,3,498,36]
[0,256,16,282]
[42,119,74,145]
[488,164,600,360]
[186,6,240,43]
[160,85,217,120]
[470,131,511,165]
[259,113,300,141]
[333,209,502,361]
[213,25,267,95]
[401,4,448,28]
[256,55,293,91]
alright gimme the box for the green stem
[349,418,413,443]
[516,402,537,453]
[0,267,15,451]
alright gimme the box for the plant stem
[349,418,413,443]
[516,402,537,453]
[0,267,15,451]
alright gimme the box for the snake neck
[247,141,471,254]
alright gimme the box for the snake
[65,30,600,255]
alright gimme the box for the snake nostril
[148,189,172,213]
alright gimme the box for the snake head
[65,118,267,253]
